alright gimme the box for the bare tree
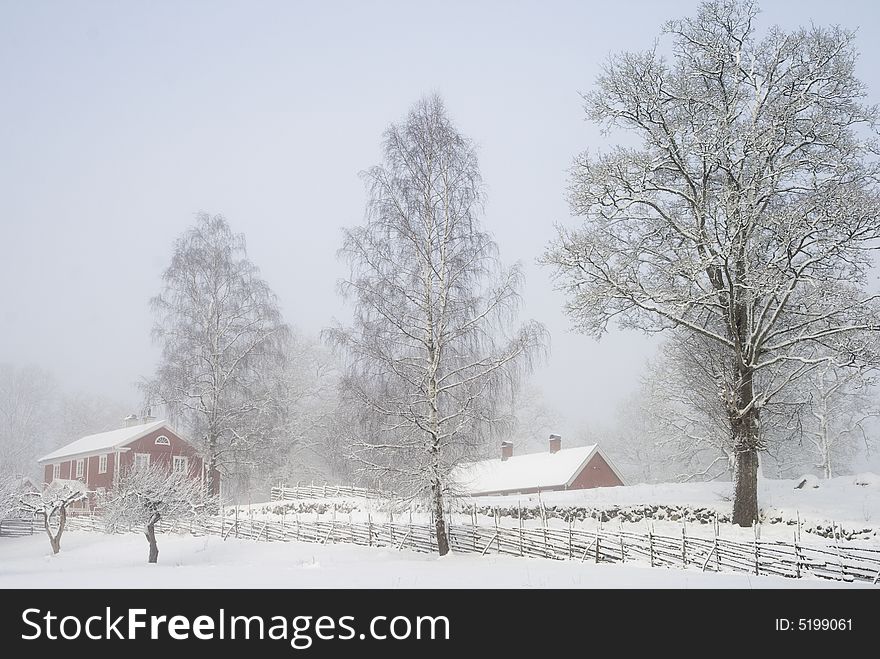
[603,390,666,485]
[19,480,87,554]
[0,363,56,478]
[99,464,212,563]
[507,382,562,454]
[273,332,343,481]
[543,0,880,525]
[800,365,879,478]
[55,392,131,444]
[143,213,289,497]
[613,331,807,483]
[326,96,547,554]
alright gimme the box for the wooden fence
[270,484,390,501]
[0,518,37,537]
[65,512,880,585]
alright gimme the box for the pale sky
[2,1,879,438]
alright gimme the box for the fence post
[595,530,600,564]
[834,521,846,581]
[472,507,477,552]
[714,516,720,572]
[390,510,395,547]
[649,531,654,568]
[368,513,373,547]
[568,519,573,560]
[542,509,549,556]
[682,525,687,568]
[518,503,524,557]
[754,533,760,576]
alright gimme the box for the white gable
[37,420,169,463]
[450,444,622,495]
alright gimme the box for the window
[172,456,189,474]
[134,453,151,470]
[52,464,60,479]
[75,459,84,479]
[155,435,170,446]
[98,454,108,474]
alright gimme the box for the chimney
[123,414,139,428]
[501,441,513,461]
[141,406,156,425]
[549,434,562,454]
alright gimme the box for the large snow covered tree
[99,464,212,563]
[19,480,87,554]
[543,0,880,525]
[326,96,546,555]
[144,214,289,497]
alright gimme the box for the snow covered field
[231,474,880,547]
[468,473,880,525]
[0,531,869,589]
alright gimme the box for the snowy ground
[0,531,871,589]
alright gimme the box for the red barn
[451,435,625,496]
[37,415,220,505]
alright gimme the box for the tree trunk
[206,434,218,497]
[431,475,449,556]
[821,412,832,479]
[730,354,760,527]
[43,505,66,555]
[145,523,159,563]
[732,442,759,526]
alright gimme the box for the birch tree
[326,96,547,554]
[543,0,880,525]
[144,214,289,497]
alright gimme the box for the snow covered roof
[450,444,625,495]
[37,420,170,463]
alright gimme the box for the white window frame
[154,435,170,446]
[134,453,151,470]
[52,464,60,479]
[75,459,84,479]
[172,455,189,474]
[98,454,108,474]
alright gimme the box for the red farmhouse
[37,415,219,498]
[451,435,625,496]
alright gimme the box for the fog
[3,0,880,440]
